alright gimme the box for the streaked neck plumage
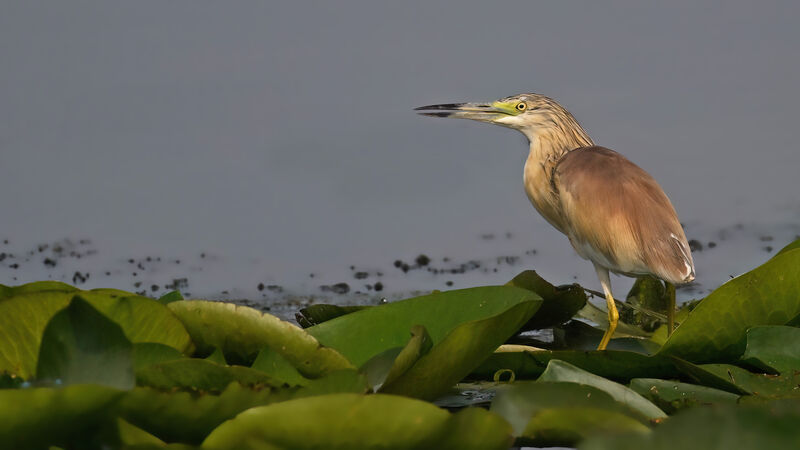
[523,109,594,164]
[521,109,594,234]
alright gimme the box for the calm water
[2,2,799,319]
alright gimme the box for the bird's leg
[594,265,618,351]
[665,282,676,337]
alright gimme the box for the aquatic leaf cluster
[0,241,799,448]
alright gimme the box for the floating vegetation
[0,240,799,448]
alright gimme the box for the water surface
[2,2,798,319]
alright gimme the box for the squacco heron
[416,93,695,350]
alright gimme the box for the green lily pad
[0,384,123,449]
[307,286,540,368]
[132,343,186,371]
[360,347,403,390]
[472,349,678,381]
[204,347,228,365]
[740,326,800,374]
[490,381,649,437]
[522,407,649,447]
[251,347,309,387]
[435,406,515,450]
[649,304,693,346]
[659,248,800,363]
[37,296,135,389]
[0,288,192,379]
[360,324,432,391]
[203,393,513,450]
[117,418,168,447]
[0,281,78,299]
[679,363,800,397]
[296,304,370,328]
[119,371,368,444]
[156,290,184,305]
[580,399,800,450]
[775,238,800,257]
[538,360,667,420]
[506,270,587,329]
[167,300,353,377]
[629,378,739,414]
[379,301,540,400]
[136,359,284,392]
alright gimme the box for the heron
[415,93,695,350]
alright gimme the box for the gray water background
[2,1,799,318]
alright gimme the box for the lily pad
[156,290,184,305]
[629,378,739,414]
[740,326,800,374]
[205,347,228,365]
[251,347,309,387]
[679,363,800,397]
[0,288,192,379]
[490,381,649,437]
[0,384,123,449]
[435,406,515,450]
[296,304,370,328]
[203,393,513,449]
[167,300,353,377]
[117,418,168,447]
[649,305,693,346]
[659,248,800,363]
[0,281,78,299]
[132,343,185,371]
[136,359,284,392]
[307,286,540,368]
[668,359,750,394]
[379,301,540,400]
[506,270,586,329]
[522,407,648,447]
[774,238,800,257]
[119,370,368,444]
[360,324,432,391]
[580,399,800,450]
[37,296,135,389]
[538,360,666,420]
[472,349,678,381]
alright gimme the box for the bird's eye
[516,102,527,111]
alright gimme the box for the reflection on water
[1,2,798,320]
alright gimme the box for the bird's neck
[521,120,594,230]
[524,119,594,164]
[520,110,595,234]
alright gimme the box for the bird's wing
[553,146,695,284]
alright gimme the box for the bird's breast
[523,155,567,234]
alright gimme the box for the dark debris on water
[320,282,350,295]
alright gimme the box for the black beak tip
[413,103,465,111]
[416,111,453,118]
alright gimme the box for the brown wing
[553,146,695,284]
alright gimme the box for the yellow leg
[594,265,618,351]
[666,282,676,337]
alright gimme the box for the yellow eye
[516,102,527,111]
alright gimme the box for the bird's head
[416,93,590,145]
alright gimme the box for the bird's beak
[414,101,517,123]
